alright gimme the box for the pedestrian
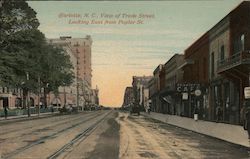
[193,106,199,121]
[4,106,8,119]
[216,106,222,122]
[148,106,151,114]
[245,107,250,139]
[240,103,247,129]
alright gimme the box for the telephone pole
[76,48,80,112]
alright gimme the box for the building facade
[209,1,250,124]
[180,33,210,119]
[160,54,184,115]
[122,87,134,108]
[132,76,153,111]
[48,36,96,109]
[151,65,164,113]
[148,1,250,125]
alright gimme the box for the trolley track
[0,112,94,136]
[0,111,99,140]
[47,111,111,159]
[2,111,109,159]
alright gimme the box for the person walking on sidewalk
[193,106,199,121]
[245,106,250,139]
[240,103,247,129]
[4,106,8,119]
[216,106,222,122]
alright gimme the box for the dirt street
[0,111,249,159]
[118,112,250,159]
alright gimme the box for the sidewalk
[142,112,250,148]
[0,111,59,122]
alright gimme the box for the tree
[0,0,75,115]
[39,44,74,107]
[0,1,40,115]
[0,0,40,85]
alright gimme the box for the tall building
[48,35,94,108]
[49,35,92,86]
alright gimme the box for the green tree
[39,44,74,107]
[0,0,75,115]
[0,0,39,87]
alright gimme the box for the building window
[196,60,199,80]
[203,58,206,80]
[233,34,245,54]
[211,52,214,78]
[241,34,245,51]
[220,45,225,61]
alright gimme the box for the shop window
[241,34,245,51]
[220,45,225,61]
[233,34,245,54]
[211,52,214,78]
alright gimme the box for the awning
[177,59,194,70]
[0,94,12,98]
[52,98,61,104]
[162,96,172,104]
[66,99,73,105]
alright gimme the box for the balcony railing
[217,51,250,73]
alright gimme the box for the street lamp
[26,72,31,117]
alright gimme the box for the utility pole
[64,86,66,107]
[37,76,40,116]
[26,72,30,117]
[76,48,80,112]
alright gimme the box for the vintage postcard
[0,0,250,158]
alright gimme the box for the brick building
[160,54,184,115]
[122,87,134,108]
[210,1,250,124]
[180,33,209,118]
[150,65,164,113]
[178,1,250,124]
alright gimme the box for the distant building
[150,64,164,113]
[122,87,134,108]
[132,76,153,110]
[148,77,157,112]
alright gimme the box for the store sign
[182,93,188,100]
[176,83,201,93]
[195,89,202,96]
[244,87,250,99]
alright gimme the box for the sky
[28,0,243,107]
